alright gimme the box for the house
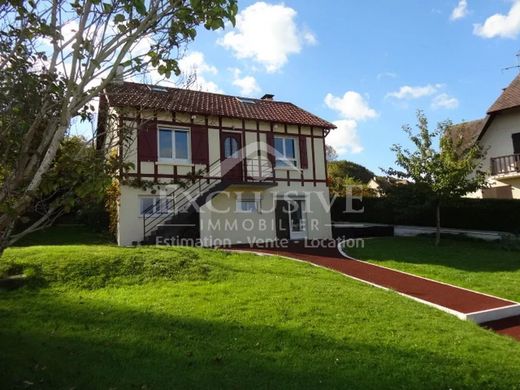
[451,74,520,199]
[97,82,336,246]
[367,176,409,196]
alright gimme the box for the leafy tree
[0,0,237,254]
[328,160,374,184]
[325,144,338,161]
[385,111,487,245]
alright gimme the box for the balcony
[490,154,520,176]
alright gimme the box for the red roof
[103,82,336,129]
[488,73,520,114]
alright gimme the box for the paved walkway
[230,240,520,340]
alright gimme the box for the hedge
[330,197,520,233]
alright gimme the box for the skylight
[236,97,256,104]
[149,85,168,93]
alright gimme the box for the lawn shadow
[0,292,510,389]
[13,225,114,247]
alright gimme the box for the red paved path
[230,241,520,340]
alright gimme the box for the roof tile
[103,82,336,129]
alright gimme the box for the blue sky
[95,0,520,174]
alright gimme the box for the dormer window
[236,97,256,104]
[149,85,168,93]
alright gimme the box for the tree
[327,161,376,197]
[0,0,237,254]
[325,144,338,161]
[385,111,487,246]
[328,160,374,184]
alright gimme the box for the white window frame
[157,126,191,163]
[274,136,299,169]
[139,196,171,216]
[236,199,258,213]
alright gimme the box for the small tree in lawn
[385,111,487,246]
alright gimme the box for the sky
[88,0,520,174]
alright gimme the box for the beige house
[452,74,520,199]
[97,82,336,246]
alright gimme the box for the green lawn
[349,236,520,302]
[2,231,520,388]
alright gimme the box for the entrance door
[275,199,307,240]
[275,200,290,240]
[288,199,307,240]
[221,132,243,181]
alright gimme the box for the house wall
[118,182,332,246]
[477,108,520,199]
[114,108,329,185]
[111,108,332,245]
[198,182,332,246]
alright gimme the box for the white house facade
[452,74,520,199]
[97,82,336,246]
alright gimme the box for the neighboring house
[451,74,520,199]
[367,176,409,196]
[97,82,336,246]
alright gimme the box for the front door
[288,199,307,240]
[275,199,307,240]
[221,132,243,181]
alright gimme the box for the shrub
[331,196,520,233]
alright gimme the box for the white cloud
[386,84,443,100]
[450,0,468,21]
[474,1,520,39]
[231,69,261,96]
[217,2,316,72]
[324,91,378,121]
[327,120,363,154]
[176,52,221,93]
[431,93,459,110]
[324,91,378,156]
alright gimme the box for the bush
[331,196,520,233]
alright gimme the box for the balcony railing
[490,153,520,176]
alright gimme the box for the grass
[349,236,520,302]
[2,229,520,388]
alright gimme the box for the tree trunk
[435,201,441,246]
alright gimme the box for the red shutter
[138,120,157,162]
[266,132,275,166]
[299,136,308,169]
[190,126,209,164]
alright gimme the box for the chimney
[261,93,274,101]
[114,65,125,84]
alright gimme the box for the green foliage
[385,111,487,244]
[386,111,487,200]
[0,0,238,249]
[327,160,376,197]
[328,160,375,184]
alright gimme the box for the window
[158,128,190,161]
[236,97,256,104]
[140,197,170,216]
[237,199,257,213]
[274,136,297,168]
[224,136,239,158]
